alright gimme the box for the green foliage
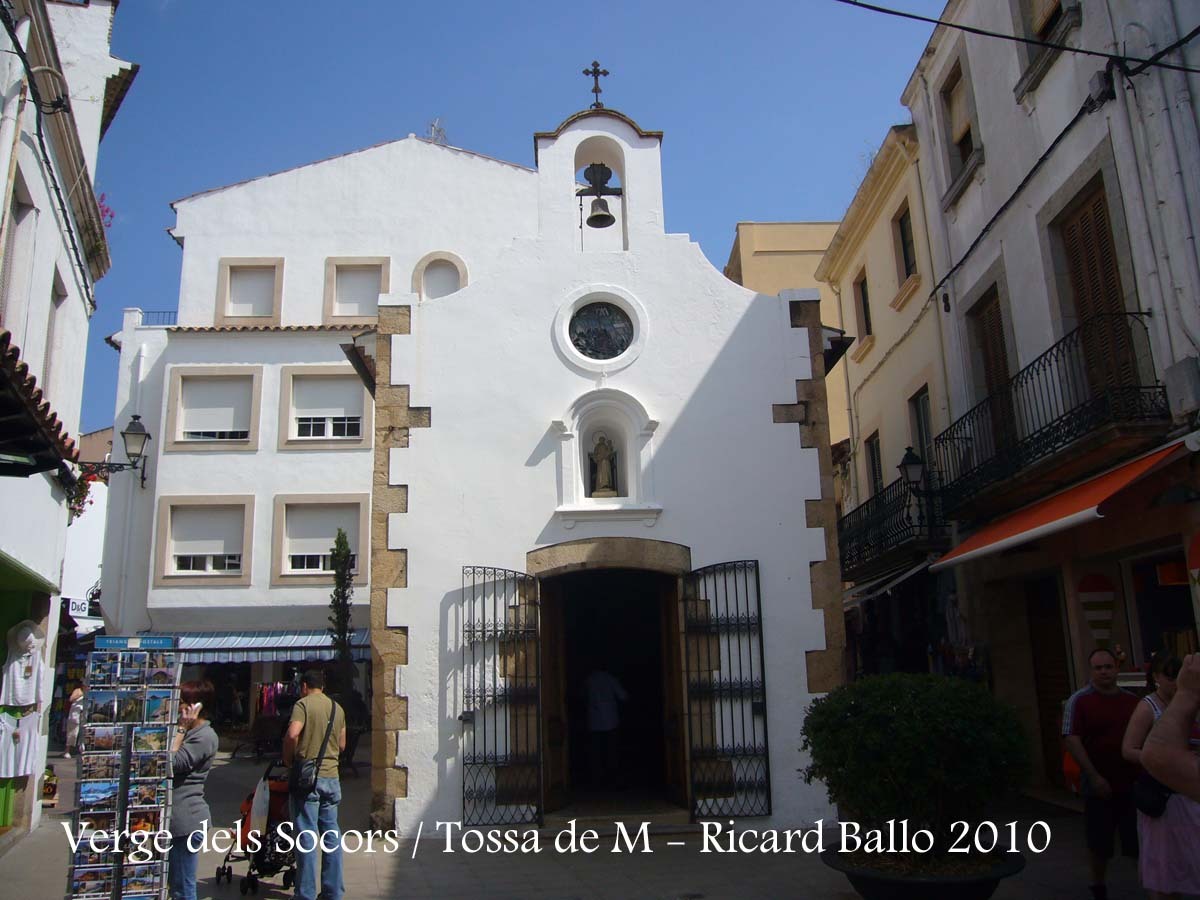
[800,674,1029,850]
[327,527,356,690]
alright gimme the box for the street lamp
[78,414,152,488]
[898,446,925,493]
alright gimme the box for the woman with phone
[169,680,219,900]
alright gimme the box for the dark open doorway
[540,568,687,817]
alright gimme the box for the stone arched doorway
[528,538,693,818]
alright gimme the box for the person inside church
[583,665,628,788]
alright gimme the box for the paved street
[1,750,1147,900]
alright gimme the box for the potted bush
[801,673,1030,900]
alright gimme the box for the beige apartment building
[724,221,850,504]
[813,125,954,677]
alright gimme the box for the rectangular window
[1029,0,1061,39]
[179,375,254,442]
[943,65,975,173]
[169,506,245,576]
[42,275,67,399]
[896,206,917,280]
[226,266,276,318]
[855,272,872,337]
[865,431,884,497]
[288,553,356,573]
[0,194,34,328]
[283,503,359,574]
[334,265,382,318]
[909,386,934,468]
[291,376,364,440]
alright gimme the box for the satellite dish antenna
[427,117,447,145]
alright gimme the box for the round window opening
[568,302,634,360]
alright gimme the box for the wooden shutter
[1060,184,1136,390]
[974,291,1015,449]
[947,74,970,144]
[1030,0,1061,35]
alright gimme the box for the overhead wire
[831,0,1200,76]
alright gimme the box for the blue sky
[83,0,945,433]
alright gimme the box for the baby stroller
[216,759,296,894]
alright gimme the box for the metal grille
[460,566,543,826]
[683,560,771,818]
[933,313,1168,511]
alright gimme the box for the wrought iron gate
[683,560,771,817]
[460,566,543,826]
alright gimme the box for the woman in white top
[65,682,85,757]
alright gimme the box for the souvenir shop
[0,596,52,843]
[137,629,372,757]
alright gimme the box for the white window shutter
[292,376,362,419]
[286,504,358,556]
[335,265,381,317]
[180,376,252,433]
[171,506,243,555]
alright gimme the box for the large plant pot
[820,850,1025,900]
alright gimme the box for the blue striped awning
[139,629,370,664]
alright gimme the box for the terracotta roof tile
[169,323,367,334]
[0,329,79,464]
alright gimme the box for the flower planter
[820,849,1026,900]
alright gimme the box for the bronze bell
[586,197,616,228]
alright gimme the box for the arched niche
[411,250,468,300]
[551,388,661,528]
[574,135,627,251]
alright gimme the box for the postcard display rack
[68,636,180,900]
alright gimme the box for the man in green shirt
[283,670,346,900]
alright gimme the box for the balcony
[933,313,1171,519]
[838,474,950,582]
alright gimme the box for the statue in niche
[589,434,618,498]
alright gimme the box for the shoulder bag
[289,697,340,797]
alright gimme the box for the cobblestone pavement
[0,751,1148,899]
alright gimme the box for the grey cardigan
[170,723,218,837]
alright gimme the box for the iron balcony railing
[139,310,177,326]
[838,472,948,577]
[933,313,1170,511]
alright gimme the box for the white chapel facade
[104,100,843,831]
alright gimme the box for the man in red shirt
[1063,648,1141,900]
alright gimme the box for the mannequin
[0,620,46,707]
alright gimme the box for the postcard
[87,653,119,685]
[143,689,174,724]
[79,780,121,811]
[131,753,167,779]
[115,690,145,724]
[121,863,161,894]
[72,847,113,868]
[118,651,147,685]
[132,725,167,753]
[127,780,166,807]
[78,811,117,833]
[126,807,160,835]
[71,866,113,896]
[84,725,124,752]
[86,691,116,724]
[80,754,120,780]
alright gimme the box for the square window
[167,367,263,453]
[157,497,254,587]
[227,266,276,318]
[334,265,382,318]
[279,366,370,449]
[272,495,368,585]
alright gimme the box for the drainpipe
[114,340,146,634]
[897,137,954,426]
[831,282,859,508]
[1100,1,1200,359]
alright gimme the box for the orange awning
[930,441,1186,572]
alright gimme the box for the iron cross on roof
[583,60,609,109]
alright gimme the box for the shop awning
[138,628,370,663]
[0,329,79,477]
[843,558,934,610]
[930,440,1186,572]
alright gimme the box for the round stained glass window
[568,302,634,360]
